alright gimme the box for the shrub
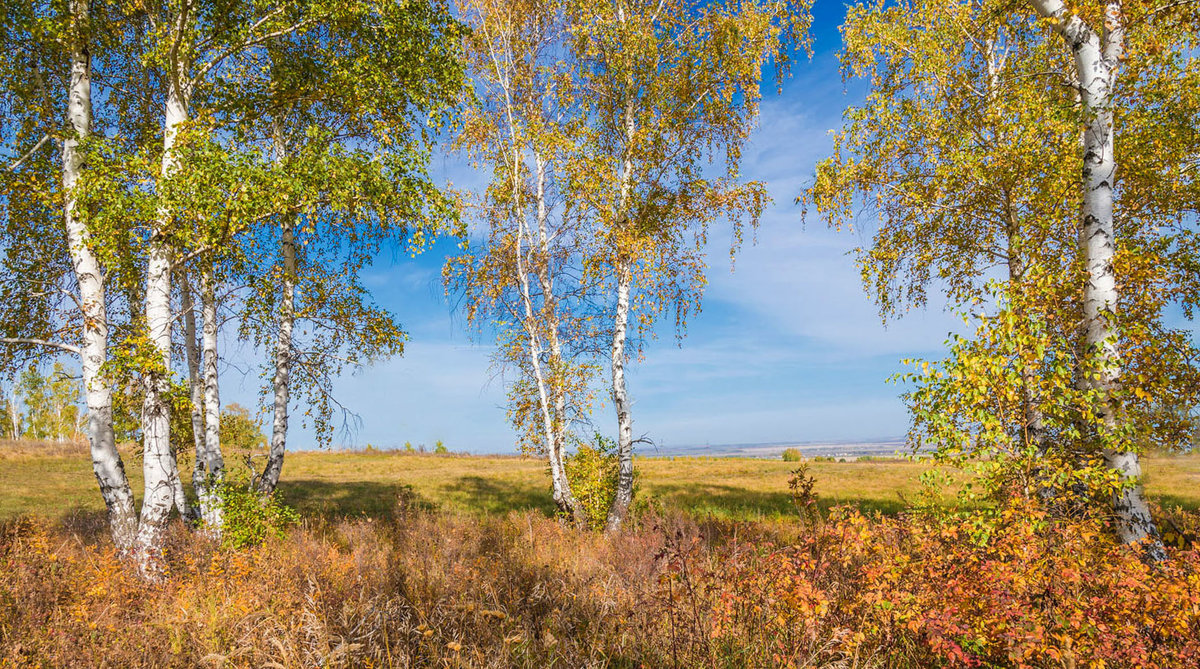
[219,480,300,550]
[565,433,622,530]
[2,502,1200,667]
[220,404,267,453]
[781,447,803,462]
[433,440,448,454]
[787,463,818,515]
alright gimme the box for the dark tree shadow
[1150,493,1200,512]
[643,482,909,518]
[277,479,437,521]
[439,475,556,515]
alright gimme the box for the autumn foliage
[3,500,1199,667]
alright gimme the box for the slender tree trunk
[135,81,188,573]
[605,96,638,533]
[259,130,293,495]
[510,154,582,525]
[180,271,207,503]
[987,41,1046,457]
[62,0,137,554]
[258,221,293,494]
[484,47,585,524]
[170,446,192,520]
[532,153,584,525]
[605,262,635,532]
[199,265,224,528]
[8,393,18,438]
[1030,0,1162,557]
[1005,222,1046,454]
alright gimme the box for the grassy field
[6,441,1200,666]
[4,440,1200,520]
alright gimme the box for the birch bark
[520,152,582,524]
[259,130,293,495]
[135,79,189,572]
[6,390,16,438]
[534,155,583,525]
[62,0,138,553]
[474,16,585,522]
[1028,0,1162,556]
[180,272,207,501]
[199,265,224,528]
[604,262,635,532]
[605,97,637,533]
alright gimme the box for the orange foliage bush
[1,503,1198,667]
[650,502,1200,668]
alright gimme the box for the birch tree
[451,0,595,525]
[1023,0,1200,556]
[0,0,140,552]
[121,0,331,572]
[219,0,465,493]
[809,0,1200,554]
[567,0,809,530]
[806,0,1084,495]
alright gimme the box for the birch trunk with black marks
[135,79,189,573]
[62,0,138,553]
[1030,0,1163,557]
[509,143,573,522]
[170,445,192,521]
[198,266,224,528]
[259,130,293,495]
[180,272,208,508]
[478,28,585,523]
[605,261,635,532]
[605,98,637,533]
[530,152,584,525]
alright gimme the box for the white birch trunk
[481,36,585,523]
[170,448,192,520]
[62,0,138,554]
[199,266,224,529]
[523,152,582,525]
[1029,0,1162,557]
[259,130,293,495]
[180,272,207,501]
[605,98,638,533]
[605,263,635,532]
[8,393,18,438]
[135,82,189,573]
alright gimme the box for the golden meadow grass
[3,441,1200,521]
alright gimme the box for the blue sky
[219,0,966,453]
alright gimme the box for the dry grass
[4,441,1200,667]
[4,502,1200,667]
[3,440,1200,521]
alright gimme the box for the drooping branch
[0,337,81,355]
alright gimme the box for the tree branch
[0,338,80,355]
[7,134,53,172]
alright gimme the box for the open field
[6,441,1200,666]
[4,440,1200,520]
